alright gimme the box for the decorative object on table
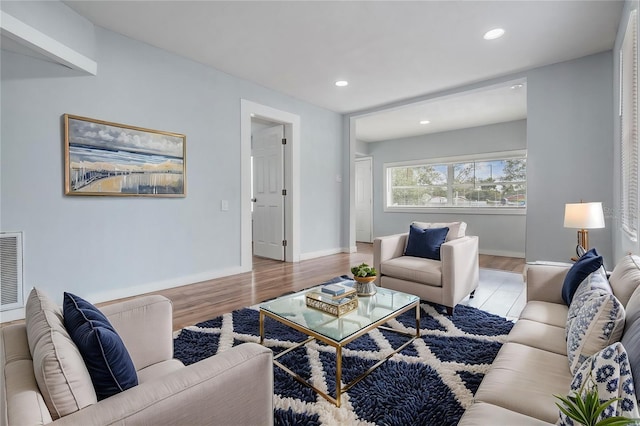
[351,262,378,296]
[64,114,186,197]
[321,283,356,299]
[305,291,358,316]
[564,201,605,252]
[174,300,515,426]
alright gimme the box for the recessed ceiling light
[335,80,349,87]
[483,28,505,40]
[419,120,431,125]
[510,83,524,90]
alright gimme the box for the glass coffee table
[259,285,420,407]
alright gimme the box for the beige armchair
[373,221,479,314]
[1,294,274,426]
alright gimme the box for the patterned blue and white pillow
[558,342,639,425]
[566,290,625,374]
[566,269,611,340]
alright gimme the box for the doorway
[241,100,300,271]
[355,157,373,243]
[251,121,285,260]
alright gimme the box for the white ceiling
[356,81,527,142]
[61,0,622,141]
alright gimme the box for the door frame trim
[241,100,300,268]
[355,156,373,243]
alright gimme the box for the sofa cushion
[621,316,640,404]
[25,288,97,419]
[507,319,567,355]
[566,290,625,374]
[561,248,604,305]
[474,342,572,423]
[565,269,611,339]
[63,292,138,400]
[411,221,466,242]
[559,342,638,424]
[380,256,442,286]
[404,225,449,260]
[458,402,554,426]
[625,285,640,333]
[609,254,640,307]
[519,301,568,328]
[136,359,184,384]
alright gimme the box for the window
[385,151,526,212]
[620,10,638,241]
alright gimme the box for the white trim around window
[383,150,527,216]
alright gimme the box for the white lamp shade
[564,202,605,229]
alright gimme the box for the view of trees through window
[387,156,526,209]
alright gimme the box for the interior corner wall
[613,0,640,262]
[368,120,527,257]
[526,52,614,267]
[0,25,343,312]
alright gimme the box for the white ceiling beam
[0,11,97,75]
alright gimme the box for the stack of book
[305,282,358,317]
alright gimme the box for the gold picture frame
[64,114,186,197]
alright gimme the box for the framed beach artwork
[64,114,186,197]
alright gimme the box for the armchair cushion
[63,292,138,401]
[380,256,442,286]
[404,225,448,260]
[412,221,466,241]
[561,248,604,305]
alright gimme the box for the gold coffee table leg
[336,345,342,408]
[259,311,264,344]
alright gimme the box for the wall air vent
[1,232,24,311]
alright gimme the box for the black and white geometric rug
[173,301,514,426]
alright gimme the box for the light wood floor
[105,243,524,330]
[2,244,525,331]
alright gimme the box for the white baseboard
[299,247,344,261]
[479,249,526,258]
[0,266,250,324]
[90,266,249,305]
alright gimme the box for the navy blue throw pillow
[561,248,604,305]
[63,292,138,400]
[404,225,449,260]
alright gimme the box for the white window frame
[620,10,639,242]
[383,150,527,216]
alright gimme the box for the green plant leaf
[596,417,640,426]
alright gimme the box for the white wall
[348,51,614,267]
[526,52,614,267]
[613,0,640,262]
[368,120,527,257]
[0,2,343,316]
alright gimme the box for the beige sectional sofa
[1,293,274,426]
[459,254,640,425]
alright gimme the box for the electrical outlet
[221,200,229,211]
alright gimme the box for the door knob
[251,198,257,202]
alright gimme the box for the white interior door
[355,157,373,243]
[252,125,285,260]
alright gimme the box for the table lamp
[563,201,605,251]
